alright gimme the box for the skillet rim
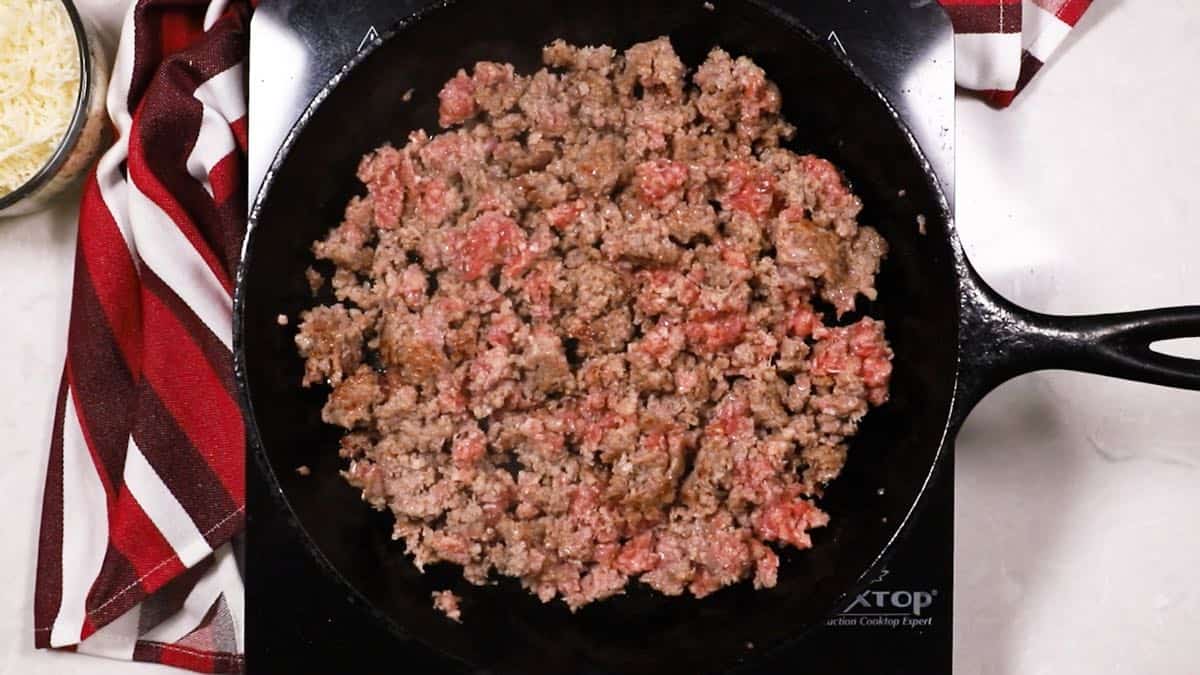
[234,0,962,669]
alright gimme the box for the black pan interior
[236,0,961,672]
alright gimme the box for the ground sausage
[297,37,893,612]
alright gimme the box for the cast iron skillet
[234,0,1200,672]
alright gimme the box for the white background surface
[1,1,1197,673]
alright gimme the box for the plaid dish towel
[30,0,1093,673]
[34,0,250,672]
[942,0,1093,106]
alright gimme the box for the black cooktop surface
[246,2,955,673]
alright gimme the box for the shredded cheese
[0,0,81,196]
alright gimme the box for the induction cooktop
[245,2,956,672]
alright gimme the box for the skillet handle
[955,266,1200,419]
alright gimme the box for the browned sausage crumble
[296,37,893,611]
[431,590,463,622]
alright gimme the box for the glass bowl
[0,0,110,217]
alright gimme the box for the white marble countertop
[1,1,1197,673]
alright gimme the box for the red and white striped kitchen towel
[32,0,1090,673]
[943,0,1093,106]
[34,0,250,672]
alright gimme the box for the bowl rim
[0,0,94,211]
